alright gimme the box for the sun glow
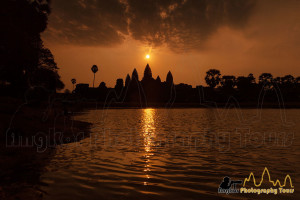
[145,54,150,59]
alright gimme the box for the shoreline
[0,97,92,200]
[64,101,300,109]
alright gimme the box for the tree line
[205,69,300,90]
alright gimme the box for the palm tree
[71,78,76,91]
[91,65,98,88]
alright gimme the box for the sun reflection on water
[142,109,156,185]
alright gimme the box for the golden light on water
[142,108,156,185]
[142,108,155,152]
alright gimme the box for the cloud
[127,0,256,52]
[44,0,128,46]
[44,0,256,52]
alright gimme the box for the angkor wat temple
[75,64,182,104]
[74,64,300,107]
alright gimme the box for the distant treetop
[205,69,221,88]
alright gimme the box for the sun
[145,54,150,59]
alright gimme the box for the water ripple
[41,108,300,200]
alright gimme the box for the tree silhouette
[248,73,255,83]
[38,47,59,71]
[1,0,51,88]
[71,78,76,90]
[205,69,221,88]
[28,46,65,91]
[29,67,64,91]
[296,77,300,84]
[91,65,98,88]
[259,73,273,89]
[236,73,255,90]
[273,77,281,85]
[221,75,236,89]
[0,0,65,93]
[281,75,294,86]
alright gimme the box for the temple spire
[166,71,173,85]
[143,63,152,81]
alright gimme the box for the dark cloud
[44,0,256,51]
[45,0,128,46]
[127,0,256,52]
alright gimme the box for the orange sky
[42,0,300,90]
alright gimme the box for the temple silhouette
[75,64,178,105]
[73,64,300,107]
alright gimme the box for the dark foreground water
[40,108,299,200]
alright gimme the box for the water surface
[41,108,300,199]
